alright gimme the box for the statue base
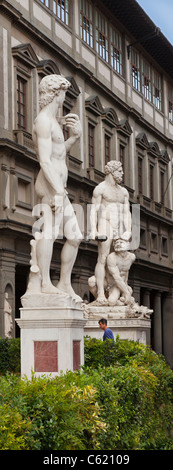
[16,301,86,379]
[84,304,151,345]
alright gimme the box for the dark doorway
[15,265,29,337]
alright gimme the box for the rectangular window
[105,134,111,165]
[110,27,123,75]
[40,0,49,7]
[142,59,151,101]
[53,0,69,26]
[149,164,154,200]
[168,100,173,122]
[131,50,140,92]
[153,70,162,111]
[161,237,168,256]
[88,123,95,167]
[17,76,27,130]
[160,171,164,205]
[168,86,173,122]
[140,228,146,248]
[80,0,93,48]
[138,156,143,194]
[120,144,125,183]
[151,232,158,252]
[18,178,31,206]
[96,11,109,63]
[63,105,70,142]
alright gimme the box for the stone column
[143,289,150,308]
[143,289,151,345]
[162,293,173,369]
[132,281,141,304]
[49,0,54,11]
[153,292,162,354]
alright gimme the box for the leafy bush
[0,372,106,450]
[0,338,20,374]
[0,337,172,450]
[83,337,173,449]
[84,334,166,368]
[0,404,33,450]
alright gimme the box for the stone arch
[102,107,119,127]
[4,283,13,303]
[37,59,60,77]
[149,141,160,155]
[4,283,14,338]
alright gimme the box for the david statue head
[38,74,71,110]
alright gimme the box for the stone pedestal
[84,305,151,345]
[16,293,86,379]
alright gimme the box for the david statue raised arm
[31,74,82,299]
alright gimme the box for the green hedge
[0,338,20,374]
[0,337,173,450]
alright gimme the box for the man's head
[105,160,123,184]
[99,318,107,330]
[113,238,130,252]
[39,74,71,110]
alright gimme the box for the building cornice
[0,138,37,163]
[133,258,173,280]
[0,0,22,21]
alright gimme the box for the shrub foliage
[0,336,172,450]
[0,338,20,374]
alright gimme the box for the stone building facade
[0,0,172,365]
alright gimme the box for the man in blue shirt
[99,318,114,342]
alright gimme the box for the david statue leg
[36,236,58,294]
[56,194,83,301]
[57,238,81,300]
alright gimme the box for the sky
[137,0,173,45]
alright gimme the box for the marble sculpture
[4,292,13,338]
[23,74,152,319]
[88,161,152,318]
[26,74,82,301]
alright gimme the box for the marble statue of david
[32,74,82,299]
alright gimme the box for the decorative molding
[117,118,133,136]
[66,76,80,99]
[0,138,37,162]
[102,107,118,127]
[85,95,104,116]
[0,0,22,21]
[12,43,39,68]
[67,154,82,171]
[159,150,170,164]
[13,130,34,150]
[16,318,86,329]
[37,59,60,76]
[148,141,161,157]
[136,132,149,149]
[87,167,104,183]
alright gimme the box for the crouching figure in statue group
[88,160,134,305]
[88,160,152,317]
